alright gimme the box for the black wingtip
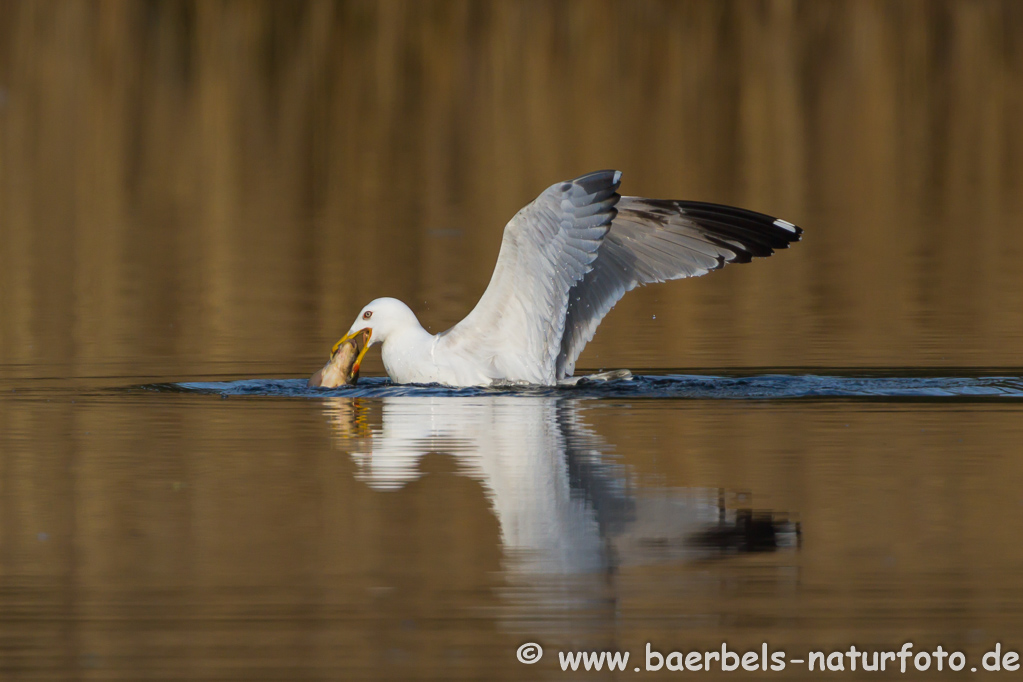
[771,217,803,241]
[619,197,802,265]
[671,200,803,250]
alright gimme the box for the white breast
[381,330,499,386]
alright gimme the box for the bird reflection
[321,395,798,578]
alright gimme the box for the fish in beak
[308,328,372,388]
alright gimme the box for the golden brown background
[2,2,1023,680]
[3,0,1023,377]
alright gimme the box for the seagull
[312,170,801,387]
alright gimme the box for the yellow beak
[331,328,373,376]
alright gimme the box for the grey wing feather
[444,170,623,384]
[556,197,802,379]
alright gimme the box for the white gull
[315,170,801,387]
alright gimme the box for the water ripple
[163,372,1023,400]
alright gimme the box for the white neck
[380,322,437,384]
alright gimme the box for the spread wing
[440,170,623,384]
[555,197,802,378]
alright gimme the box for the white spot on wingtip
[774,218,797,232]
[612,170,622,185]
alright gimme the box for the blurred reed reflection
[1,1,1023,379]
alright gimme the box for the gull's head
[308,298,419,389]
[342,297,419,346]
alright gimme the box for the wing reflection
[322,396,798,577]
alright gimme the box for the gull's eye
[363,311,373,320]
